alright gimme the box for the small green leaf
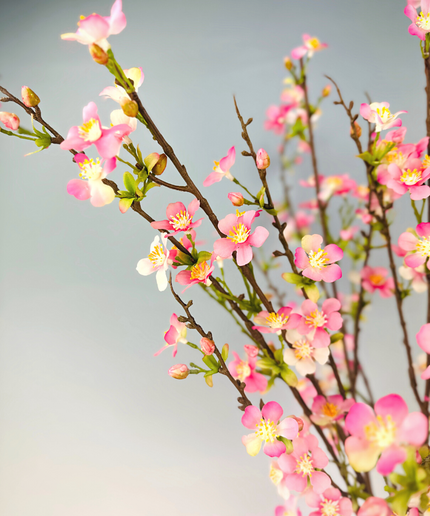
[282,272,304,285]
[123,172,136,193]
[280,367,298,387]
[330,332,344,343]
[197,251,213,264]
[119,197,134,213]
[304,283,320,302]
[356,151,375,165]
[202,355,219,371]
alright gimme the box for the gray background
[0,0,427,514]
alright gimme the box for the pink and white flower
[213,209,269,266]
[67,153,116,207]
[398,222,430,269]
[278,434,331,493]
[297,378,318,406]
[311,395,355,427]
[228,345,267,393]
[61,0,126,50]
[0,110,20,131]
[284,329,330,376]
[361,266,394,298]
[339,226,359,241]
[399,264,428,293]
[305,487,353,516]
[136,234,176,291]
[345,394,428,473]
[296,298,343,348]
[295,234,343,283]
[151,199,203,235]
[203,146,235,186]
[416,323,430,379]
[274,497,302,516]
[357,497,392,516]
[253,305,302,335]
[318,175,357,202]
[264,105,291,134]
[175,256,215,292]
[291,34,328,60]
[360,102,407,132]
[154,313,187,357]
[60,102,133,158]
[241,401,299,457]
[405,0,430,40]
[378,159,430,201]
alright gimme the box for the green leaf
[221,344,229,361]
[280,366,298,387]
[356,151,375,165]
[330,332,344,343]
[197,251,213,264]
[118,198,134,213]
[202,355,219,371]
[304,283,320,302]
[282,272,304,285]
[278,437,294,454]
[123,172,136,194]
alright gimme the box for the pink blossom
[270,461,291,500]
[151,199,203,235]
[0,111,20,131]
[284,329,330,376]
[264,105,291,134]
[386,126,408,144]
[280,85,304,107]
[154,313,187,357]
[175,256,215,292]
[67,153,116,207]
[357,497,392,516]
[297,378,318,406]
[405,0,430,40]
[274,497,302,516]
[296,298,343,348]
[345,393,428,473]
[168,364,189,379]
[241,401,299,457]
[60,102,133,158]
[213,209,269,266]
[283,211,315,241]
[399,264,428,293]
[200,338,215,355]
[256,148,270,169]
[291,34,328,60]
[278,434,330,493]
[398,222,430,269]
[294,234,343,283]
[378,159,430,201]
[61,0,126,51]
[360,102,407,132]
[305,487,353,516]
[229,346,267,393]
[203,146,235,186]
[361,266,395,298]
[253,305,302,335]
[311,395,355,427]
[136,234,177,291]
[340,226,359,241]
[416,323,430,379]
[318,175,357,202]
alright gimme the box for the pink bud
[256,148,270,170]
[228,192,244,207]
[200,338,215,355]
[21,86,40,107]
[168,364,189,379]
[288,415,304,432]
[0,112,20,131]
[244,345,258,358]
[153,153,167,175]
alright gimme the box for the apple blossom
[305,487,353,516]
[416,323,430,379]
[398,222,430,269]
[357,497,392,516]
[264,105,291,134]
[154,313,187,357]
[253,305,302,335]
[361,266,395,298]
[274,497,302,516]
[295,234,343,283]
[136,234,176,291]
[175,256,215,292]
[405,0,430,40]
[284,329,330,376]
[360,102,407,132]
[311,395,355,427]
[228,345,267,393]
[151,199,203,235]
[296,298,343,348]
[378,159,430,201]
[399,264,428,292]
[291,34,328,60]
[203,146,235,186]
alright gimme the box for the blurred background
[0,0,427,514]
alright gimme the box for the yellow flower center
[376,106,393,124]
[293,339,313,360]
[296,454,314,477]
[400,168,422,186]
[364,414,397,448]
[417,236,430,257]
[320,499,340,516]
[78,118,102,142]
[266,312,289,328]
[326,177,343,189]
[423,154,430,168]
[169,210,192,230]
[190,261,211,281]
[236,361,251,382]
[308,37,320,49]
[308,248,329,270]
[148,244,166,267]
[269,463,283,485]
[322,402,339,418]
[305,309,327,328]
[368,273,385,286]
[417,12,430,30]
[227,223,250,244]
[255,418,278,443]
[78,158,103,181]
[236,209,246,217]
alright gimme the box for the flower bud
[228,192,244,207]
[322,84,331,97]
[0,112,20,131]
[21,86,40,108]
[120,98,139,118]
[221,343,229,361]
[205,375,213,388]
[289,415,304,432]
[350,121,362,138]
[168,364,189,379]
[200,337,215,355]
[89,43,109,65]
[284,56,293,70]
[152,153,167,175]
[144,152,160,172]
[256,148,270,170]
[244,344,258,358]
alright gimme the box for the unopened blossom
[378,159,430,201]
[151,199,203,235]
[274,497,302,516]
[256,148,270,169]
[360,102,407,132]
[399,264,427,293]
[357,497,392,516]
[136,234,176,291]
[398,222,430,270]
[253,305,302,335]
[345,393,428,473]
[291,34,328,60]
[21,86,40,107]
[311,395,355,427]
[60,102,133,158]
[296,298,343,348]
[67,153,116,207]
[305,487,353,516]
[213,209,269,266]
[278,434,330,493]
[229,345,267,393]
[228,192,244,207]
[200,338,215,356]
[0,111,20,131]
[284,329,330,376]
[154,313,187,357]
[295,234,343,283]
[61,0,126,51]
[203,146,235,186]
[168,364,189,379]
[416,323,430,379]
[241,401,299,457]
[405,0,430,40]
[175,256,215,292]
[361,266,394,298]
